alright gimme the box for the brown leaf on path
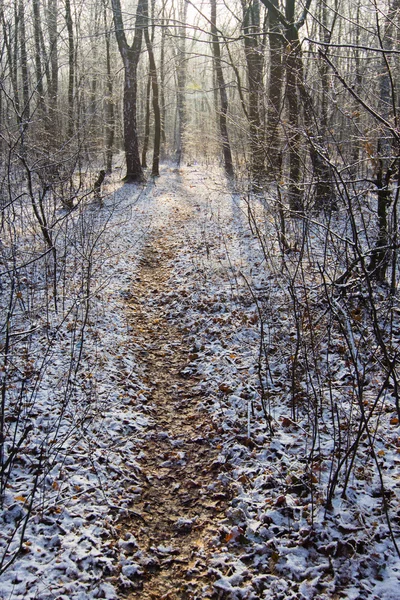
[218,383,233,394]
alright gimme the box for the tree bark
[111,0,145,182]
[32,0,45,103]
[210,0,234,177]
[260,0,333,212]
[143,0,161,177]
[142,72,152,169]
[368,0,400,281]
[175,0,188,166]
[18,0,29,124]
[47,0,59,133]
[104,4,115,173]
[1,3,21,116]
[160,10,167,152]
[242,0,266,185]
[265,0,283,177]
[65,0,74,140]
[284,27,303,211]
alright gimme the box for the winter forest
[1,0,400,598]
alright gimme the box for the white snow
[1,165,399,598]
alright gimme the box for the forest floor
[1,165,400,599]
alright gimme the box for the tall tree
[175,0,188,165]
[142,69,152,169]
[260,0,333,211]
[1,2,20,119]
[65,0,75,140]
[18,0,29,124]
[32,0,45,104]
[159,1,167,153]
[241,0,266,185]
[143,0,161,176]
[265,0,283,177]
[47,0,59,131]
[103,2,115,173]
[210,0,234,177]
[111,0,146,182]
[368,0,400,281]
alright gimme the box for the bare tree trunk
[32,0,45,103]
[242,0,266,185]
[47,0,59,134]
[210,0,234,177]
[111,0,145,182]
[1,4,21,116]
[104,3,115,173]
[296,45,335,212]
[369,0,400,281]
[142,71,151,169]
[284,28,303,211]
[65,0,74,140]
[160,8,167,152]
[261,0,332,212]
[175,0,188,166]
[18,0,29,124]
[144,0,161,177]
[39,11,51,93]
[265,0,283,177]
[123,54,145,182]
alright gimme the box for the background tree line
[1,0,398,284]
[1,0,398,240]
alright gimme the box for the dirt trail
[120,194,231,599]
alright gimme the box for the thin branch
[319,50,400,142]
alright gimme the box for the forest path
[120,174,232,599]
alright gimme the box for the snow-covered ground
[0,165,399,599]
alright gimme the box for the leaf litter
[0,165,399,599]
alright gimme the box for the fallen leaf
[219,383,233,394]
